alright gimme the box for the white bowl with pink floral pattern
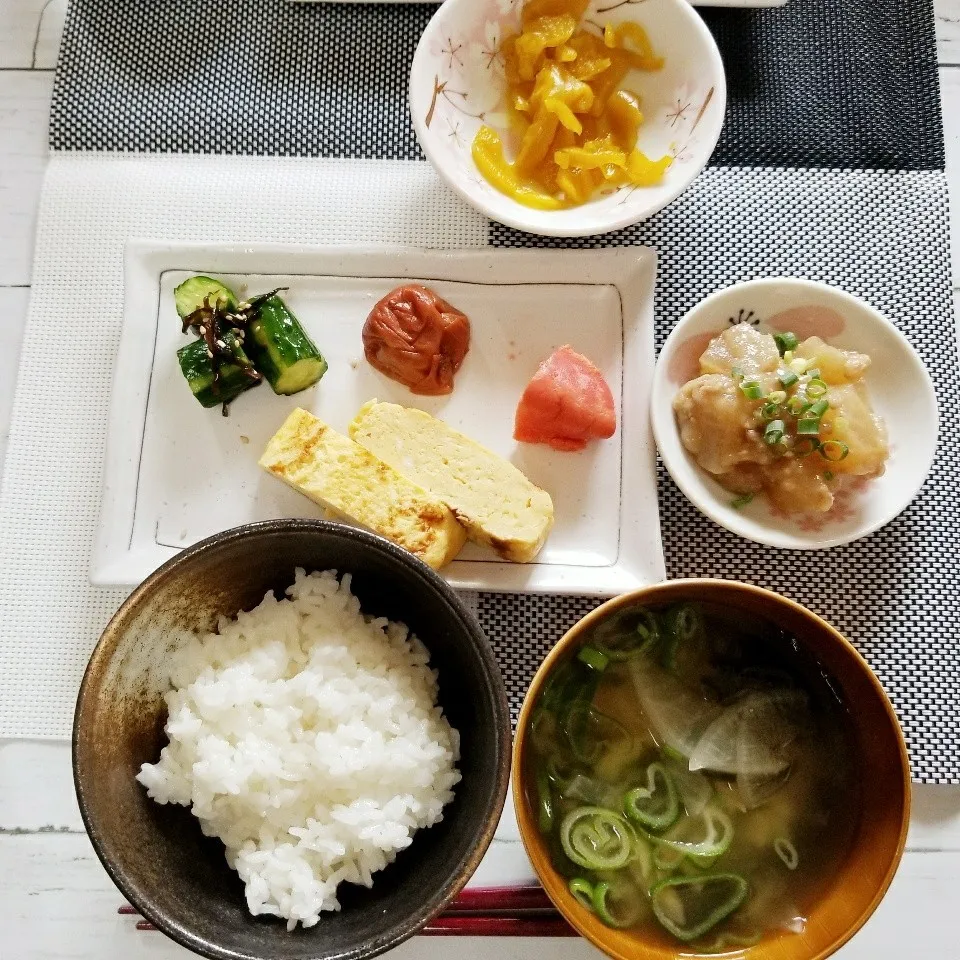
[651,278,939,549]
[409,0,726,237]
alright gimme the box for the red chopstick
[422,915,577,937]
[445,885,556,914]
[118,885,576,937]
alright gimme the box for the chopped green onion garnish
[569,877,596,912]
[794,437,820,456]
[730,366,744,381]
[807,398,830,418]
[778,369,799,389]
[773,331,799,355]
[819,440,850,462]
[577,645,609,673]
[767,390,787,404]
[823,470,835,481]
[730,493,754,509]
[797,417,821,436]
[805,367,821,380]
[806,378,828,398]
[760,401,782,421]
[763,419,785,445]
[786,395,807,417]
[739,380,765,400]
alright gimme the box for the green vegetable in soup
[650,874,749,942]
[622,762,679,832]
[525,600,861,950]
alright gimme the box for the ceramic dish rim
[651,277,939,550]
[511,577,912,960]
[74,517,512,960]
[409,0,728,238]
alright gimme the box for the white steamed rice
[137,568,461,929]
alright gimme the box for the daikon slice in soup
[524,601,860,953]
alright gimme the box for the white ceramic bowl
[409,0,726,237]
[651,278,939,549]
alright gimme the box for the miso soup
[524,601,861,953]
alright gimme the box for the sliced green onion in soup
[774,837,800,870]
[654,806,735,860]
[654,842,687,873]
[650,874,749,943]
[569,877,596,912]
[529,708,560,757]
[779,369,799,389]
[805,378,828,398]
[562,703,631,764]
[560,806,636,871]
[796,416,822,436]
[536,768,555,834]
[786,394,808,417]
[807,398,830,418]
[660,603,703,671]
[730,493,754,510]
[592,876,646,928]
[593,608,659,661]
[623,762,680,832]
[577,644,609,672]
[627,831,654,883]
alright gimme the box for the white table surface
[2,1,960,957]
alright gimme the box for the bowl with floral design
[410,0,726,237]
[650,278,938,549]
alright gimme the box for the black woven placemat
[41,0,958,780]
[49,0,943,170]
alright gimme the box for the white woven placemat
[3,156,959,787]
[0,154,487,739]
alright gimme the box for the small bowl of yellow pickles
[410,0,726,237]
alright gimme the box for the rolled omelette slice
[349,400,554,563]
[259,407,467,569]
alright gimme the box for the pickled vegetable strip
[472,0,669,208]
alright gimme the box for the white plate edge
[93,241,666,595]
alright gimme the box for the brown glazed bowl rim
[73,518,512,960]
[512,578,911,960]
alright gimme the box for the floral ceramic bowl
[650,278,939,549]
[410,0,726,237]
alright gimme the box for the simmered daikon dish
[523,601,860,952]
[673,324,889,515]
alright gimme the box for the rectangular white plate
[93,243,664,595]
